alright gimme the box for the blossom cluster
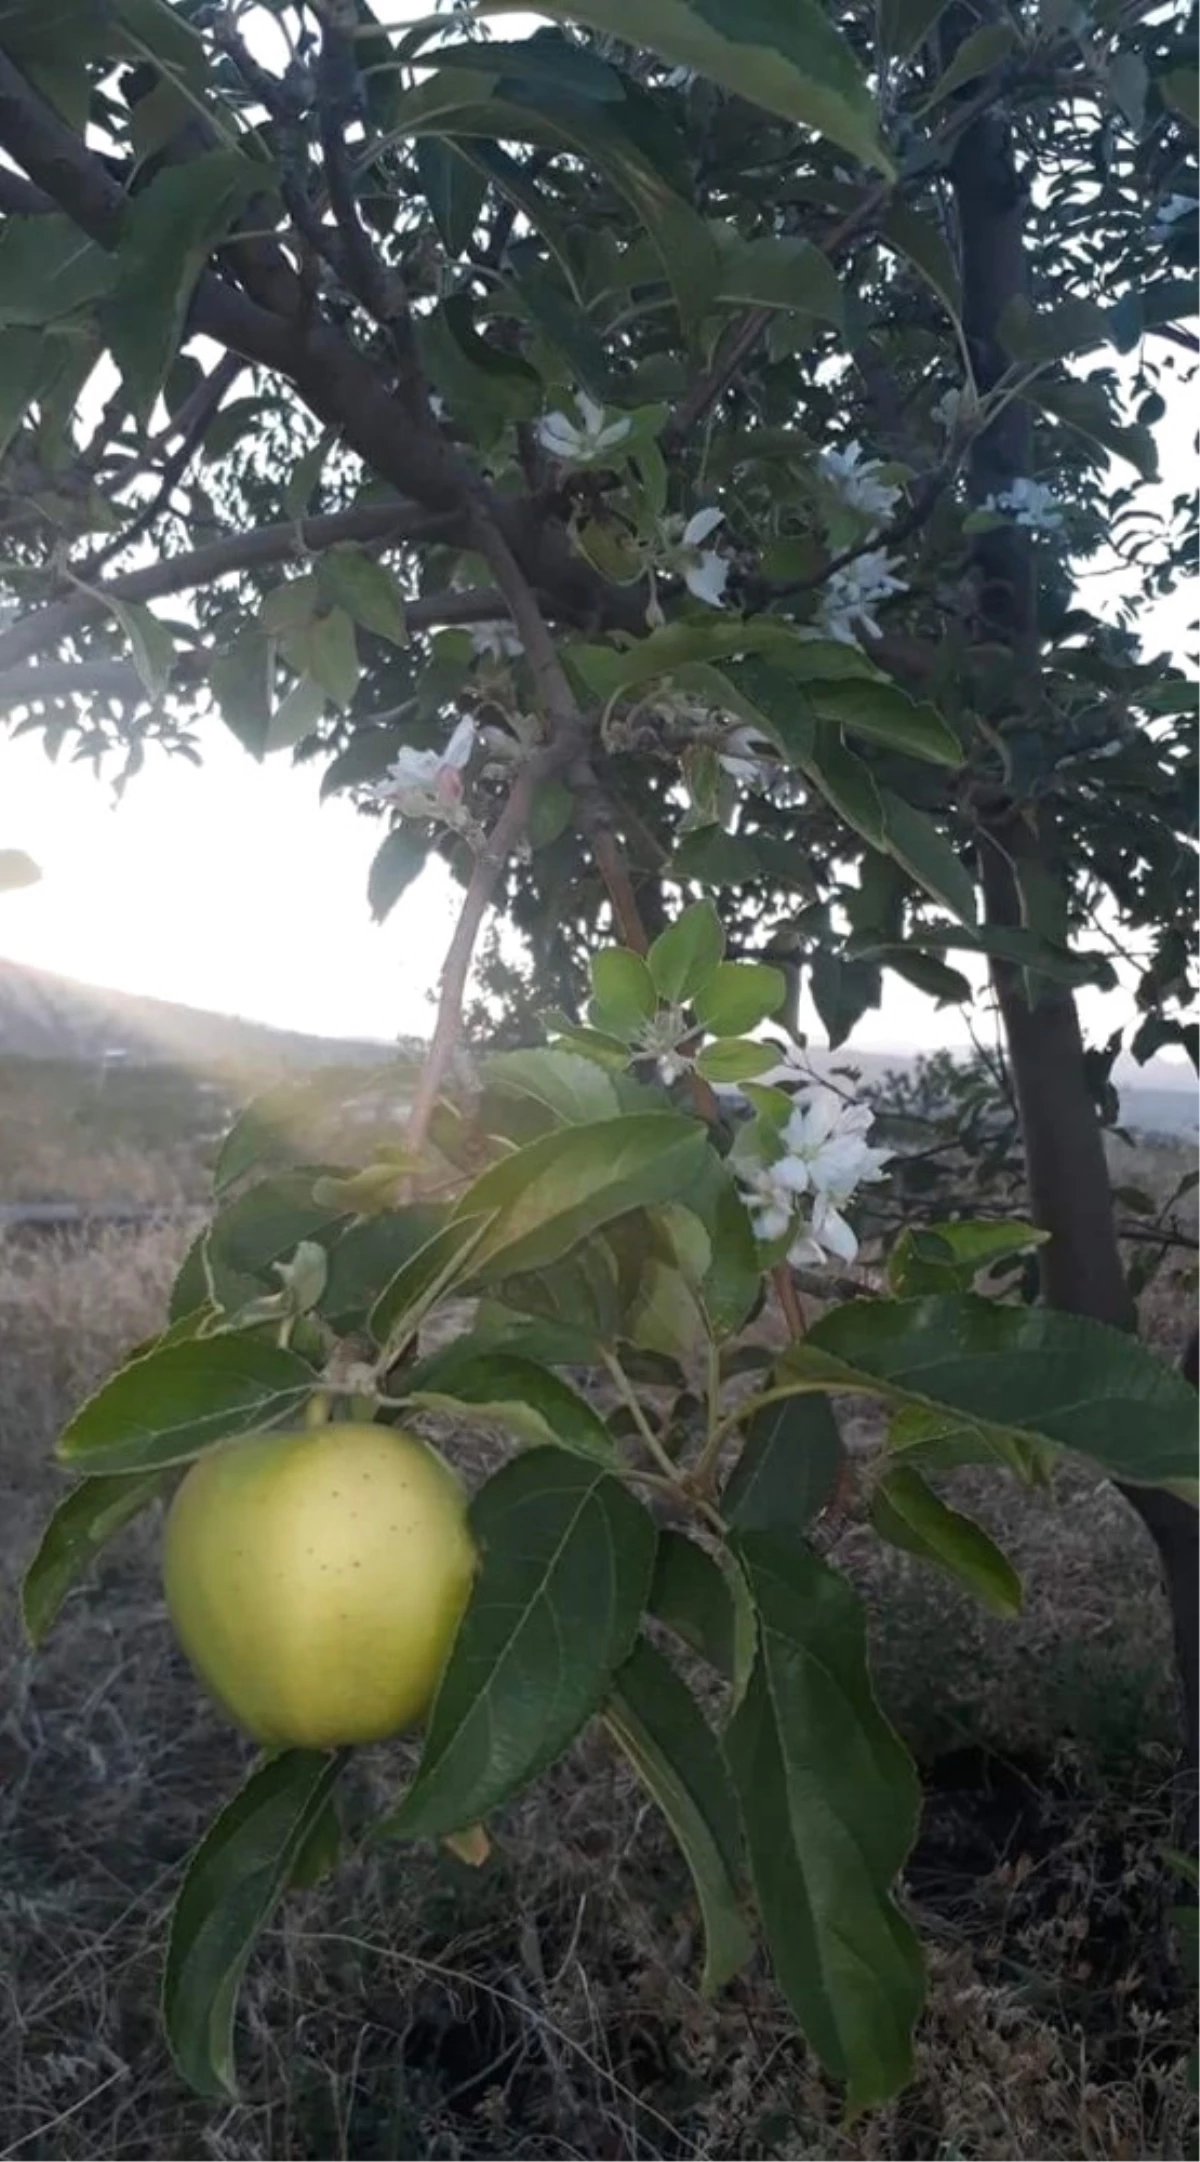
[534,392,632,467]
[983,476,1064,535]
[734,1077,890,1270]
[370,717,476,825]
[817,549,908,644]
[819,440,901,529]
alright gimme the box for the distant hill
[0,958,412,1074]
[0,956,1192,1135]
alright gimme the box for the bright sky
[1,20,1196,1067]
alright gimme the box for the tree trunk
[945,9,1198,1818]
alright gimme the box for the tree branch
[404,763,545,1154]
[666,178,895,444]
[0,51,648,652]
[84,356,246,576]
[0,503,463,677]
[0,584,517,714]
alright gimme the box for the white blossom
[738,1152,816,1243]
[671,506,729,608]
[820,440,901,528]
[782,1086,891,1203]
[817,549,907,644]
[470,621,523,661]
[931,387,966,435]
[717,723,775,787]
[534,391,633,467]
[735,1082,890,1272]
[1152,193,1198,240]
[369,717,475,822]
[718,724,804,803]
[984,476,1064,535]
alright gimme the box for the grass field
[0,1070,1196,2161]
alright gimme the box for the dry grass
[1,1212,1196,2161]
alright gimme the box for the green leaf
[1023,376,1158,482]
[386,72,720,324]
[697,1173,762,1339]
[695,1037,780,1082]
[318,549,408,645]
[998,295,1110,365]
[481,1048,623,1128]
[543,1020,633,1070]
[369,1214,496,1352]
[0,214,115,326]
[810,948,881,1048]
[415,135,489,257]
[213,1067,404,1193]
[497,0,893,173]
[886,1220,1047,1296]
[693,960,786,1036]
[164,1749,345,2100]
[1159,67,1198,129]
[22,1469,167,1644]
[205,1174,348,1285]
[384,1447,656,1837]
[724,1392,843,1533]
[864,920,1111,988]
[712,230,843,325]
[808,678,963,767]
[210,623,271,758]
[402,1346,618,1464]
[108,596,176,699]
[879,0,951,67]
[880,792,976,925]
[785,1297,1200,1487]
[490,1235,624,1361]
[320,1208,444,1331]
[725,1531,924,2111]
[803,733,887,846]
[870,1465,1023,1618]
[648,900,725,1003]
[625,1255,705,1361]
[452,1114,710,1283]
[881,947,973,1006]
[606,1638,754,1992]
[302,607,359,711]
[0,330,61,464]
[880,202,963,328]
[368,825,428,922]
[56,1336,318,1476]
[589,947,658,1038]
[920,19,1018,107]
[0,847,41,893]
[649,1527,737,1676]
[105,153,263,417]
[265,673,325,754]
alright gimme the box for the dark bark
[945,6,1198,1814]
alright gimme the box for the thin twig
[404,765,544,1154]
[405,499,594,1149]
[85,356,245,575]
[0,503,462,676]
[590,824,651,953]
[667,178,895,443]
[314,0,418,363]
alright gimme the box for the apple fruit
[163,1423,476,1748]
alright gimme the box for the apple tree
[2,0,1197,2110]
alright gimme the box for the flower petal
[684,554,729,607]
[443,717,477,769]
[683,506,725,546]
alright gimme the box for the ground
[0,1067,1195,2162]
